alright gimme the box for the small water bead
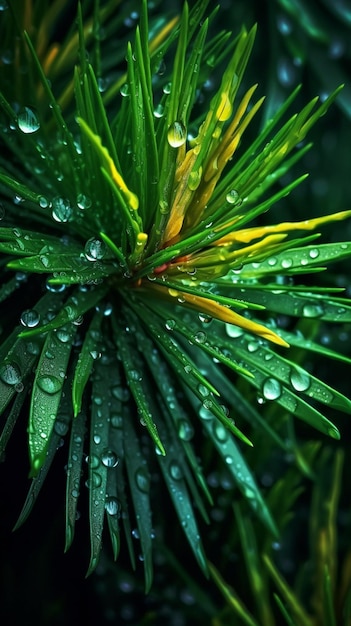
[302,303,324,318]
[153,103,164,118]
[129,369,142,382]
[290,368,310,392]
[101,449,119,468]
[268,257,277,267]
[120,83,129,97]
[37,374,63,395]
[135,467,150,493]
[213,421,229,442]
[281,258,293,269]
[194,331,206,344]
[199,403,213,420]
[163,82,171,94]
[88,472,102,488]
[86,454,100,469]
[167,120,186,148]
[105,496,120,516]
[178,419,194,441]
[17,106,40,133]
[0,362,22,386]
[226,189,240,205]
[309,248,319,259]
[329,39,345,59]
[56,327,71,343]
[52,197,72,223]
[111,386,130,402]
[198,313,212,325]
[198,384,209,398]
[165,319,176,331]
[225,323,243,338]
[111,414,123,429]
[276,13,293,35]
[188,169,202,191]
[77,193,92,210]
[20,308,40,328]
[277,57,296,87]
[54,418,70,436]
[169,461,183,481]
[84,237,106,261]
[39,196,49,208]
[97,76,107,92]
[247,340,259,352]
[262,377,282,400]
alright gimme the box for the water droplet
[101,449,119,467]
[86,454,100,469]
[52,197,72,223]
[17,106,40,133]
[198,313,212,324]
[120,83,129,97]
[167,120,186,148]
[163,82,171,94]
[188,168,202,191]
[0,362,21,385]
[213,422,228,442]
[277,57,296,87]
[199,404,213,420]
[39,196,49,208]
[226,189,240,204]
[247,340,259,352]
[153,103,164,118]
[198,384,209,398]
[329,39,345,59]
[90,472,102,488]
[130,369,142,382]
[135,467,150,493]
[178,419,194,441]
[54,418,69,436]
[111,386,130,402]
[169,461,183,480]
[226,324,243,338]
[37,374,62,395]
[225,455,233,465]
[111,414,123,428]
[56,328,71,343]
[194,331,206,344]
[302,303,324,318]
[290,368,310,392]
[262,377,282,400]
[277,14,293,35]
[84,237,106,261]
[20,308,40,328]
[165,319,176,331]
[281,258,293,269]
[156,58,166,76]
[309,248,319,259]
[77,193,92,209]
[105,496,120,516]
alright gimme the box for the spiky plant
[1,0,351,600]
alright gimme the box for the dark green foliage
[1,1,351,624]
